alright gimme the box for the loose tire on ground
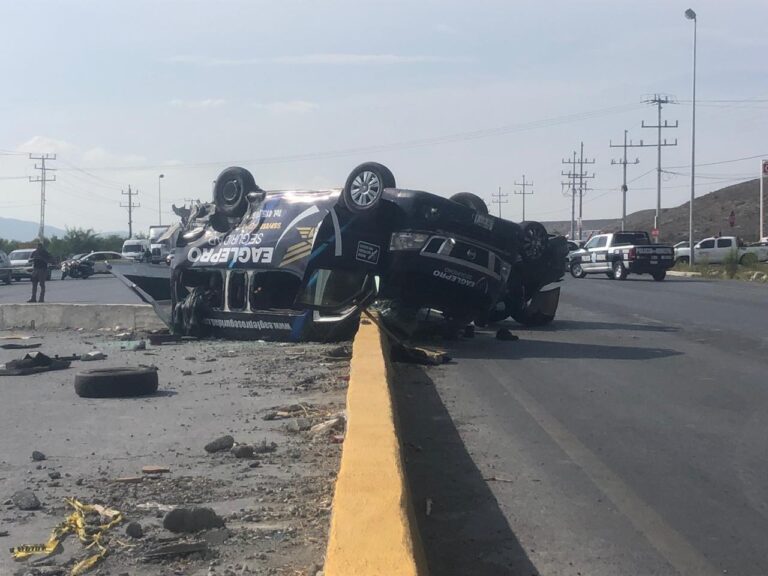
[74,367,159,398]
[341,162,395,213]
[450,192,489,215]
[570,261,586,278]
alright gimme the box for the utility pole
[491,186,508,218]
[514,175,534,221]
[609,130,646,230]
[28,153,56,240]
[121,186,140,238]
[642,94,678,240]
[577,142,596,241]
[562,151,578,240]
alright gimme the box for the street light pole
[686,8,697,266]
[158,174,165,225]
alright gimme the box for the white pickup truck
[674,236,768,265]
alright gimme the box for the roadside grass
[672,261,768,282]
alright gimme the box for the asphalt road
[0,273,143,304]
[395,275,768,576]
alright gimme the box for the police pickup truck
[569,231,674,281]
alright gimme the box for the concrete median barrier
[0,304,165,332]
[324,316,428,576]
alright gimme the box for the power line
[29,153,56,240]
[641,94,678,239]
[513,174,533,221]
[609,129,643,230]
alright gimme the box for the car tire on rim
[74,367,159,398]
[342,162,395,213]
[612,260,627,280]
[213,167,258,219]
[450,192,489,215]
[570,261,586,278]
[520,221,548,262]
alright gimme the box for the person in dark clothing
[28,242,52,303]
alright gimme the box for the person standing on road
[28,242,52,303]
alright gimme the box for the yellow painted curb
[324,317,428,576]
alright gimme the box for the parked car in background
[674,236,768,265]
[8,248,52,281]
[569,231,674,281]
[77,251,127,274]
[0,251,12,285]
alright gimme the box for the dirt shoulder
[0,330,350,576]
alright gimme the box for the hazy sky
[1,0,766,235]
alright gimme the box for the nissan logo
[465,248,477,261]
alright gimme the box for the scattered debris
[125,521,143,539]
[142,465,170,475]
[114,476,143,484]
[484,476,515,483]
[80,351,107,361]
[204,435,235,453]
[325,345,352,360]
[32,450,46,462]
[12,489,41,510]
[496,328,519,341]
[390,344,450,365]
[231,444,255,458]
[0,352,71,376]
[47,471,61,480]
[121,340,147,351]
[330,435,345,444]
[253,439,278,454]
[310,417,345,436]
[163,507,225,533]
[144,540,208,560]
[115,331,135,341]
[0,342,42,350]
[285,418,312,433]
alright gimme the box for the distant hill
[543,179,765,244]
[0,217,66,241]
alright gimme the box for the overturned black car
[112,162,567,341]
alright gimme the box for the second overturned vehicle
[113,162,568,340]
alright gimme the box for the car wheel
[519,221,549,262]
[450,192,489,215]
[612,260,627,280]
[3,274,10,285]
[570,261,586,278]
[213,167,258,218]
[605,272,614,279]
[652,271,666,281]
[676,256,689,265]
[342,162,395,213]
[740,253,758,266]
[74,367,159,398]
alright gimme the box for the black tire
[652,271,666,281]
[570,261,586,278]
[605,272,613,279]
[519,221,548,262]
[740,253,758,266]
[342,162,395,213]
[612,260,627,280]
[213,167,258,219]
[676,256,689,265]
[3,274,10,285]
[450,192,489,215]
[511,307,555,327]
[74,367,159,398]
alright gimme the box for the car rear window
[613,233,650,246]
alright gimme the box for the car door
[696,239,715,263]
[581,236,608,271]
[713,238,733,264]
[578,237,599,270]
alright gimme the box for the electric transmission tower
[561,142,595,241]
[514,175,534,221]
[121,186,140,238]
[609,129,647,231]
[491,186,508,218]
[642,94,678,238]
[29,153,56,240]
